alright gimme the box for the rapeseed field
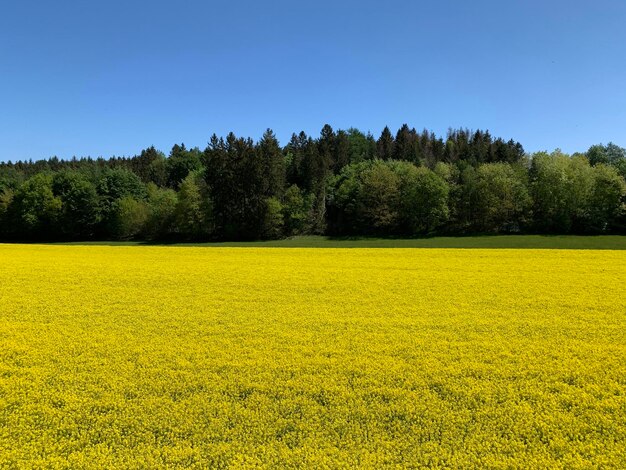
[0,245,624,468]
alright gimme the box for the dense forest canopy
[1,125,625,241]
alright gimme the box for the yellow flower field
[0,244,625,468]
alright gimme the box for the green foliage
[303,125,334,234]
[433,162,456,182]
[262,197,284,239]
[285,131,309,189]
[530,151,594,232]
[394,124,420,163]
[175,173,211,239]
[0,167,23,193]
[472,163,532,233]
[97,168,147,205]
[377,126,395,160]
[282,184,310,236]
[97,168,148,237]
[144,183,178,240]
[346,128,376,164]
[359,161,402,233]
[0,188,14,236]
[109,196,149,240]
[443,129,524,166]
[587,142,625,165]
[10,173,62,238]
[130,146,165,184]
[333,130,351,171]
[204,133,267,240]
[0,126,624,241]
[331,160,401,235]
[587,164,626,232]
[587,142,626,181]
[330,160,449,236]
[257,129,285,199]
[449,164,478,232]
[166,144,203,188]
[148,152,169,187]
[52,171,100,239]
[399,164,449,234]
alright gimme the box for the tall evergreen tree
[257,129,285,199]
[377,126,395,160]
[204,133,266,239]
[285,131,309,188]
[333,130,351,172]
[394,124,420,163]
[131,146,161,183]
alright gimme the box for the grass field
[54,234,626,250]
[0,244,625,468]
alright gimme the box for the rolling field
[0,244,625,468]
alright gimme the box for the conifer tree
[377,126,395,160]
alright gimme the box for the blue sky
[1,0,625,161]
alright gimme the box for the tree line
[0,125,625,241]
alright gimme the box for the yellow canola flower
[0,245,625,468]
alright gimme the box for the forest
[0,125,625,241]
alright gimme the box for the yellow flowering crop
[0,245,625,468]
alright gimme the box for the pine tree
[257,129,285,199]
[377,126,395,160]
[393,124,420,163]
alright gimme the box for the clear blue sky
[1,0,625,162]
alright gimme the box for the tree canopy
[0,125,624,241]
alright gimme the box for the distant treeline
[0,125,625,241]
